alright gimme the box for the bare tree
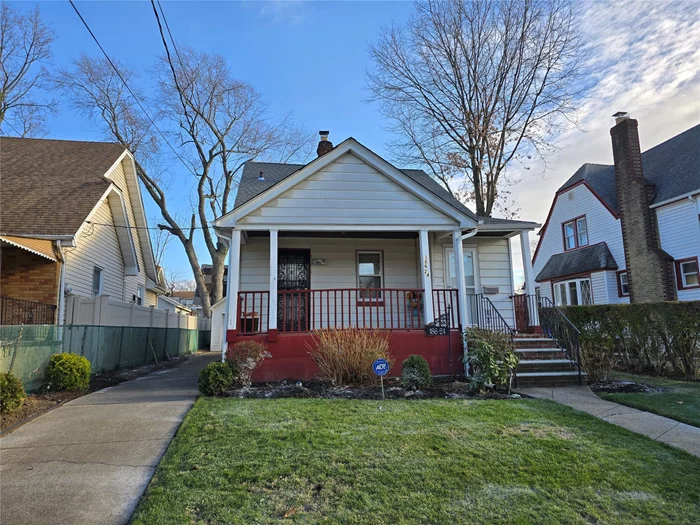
[368,0,591,217]
[172,279,196,292]
[0,4,55,136]
[150,215,173,267]
[55,53,313,316]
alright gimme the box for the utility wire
[68,0,196,177]
[85,220,209,231]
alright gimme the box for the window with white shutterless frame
[357,251,383,299]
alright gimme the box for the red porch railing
[236,288,460,334]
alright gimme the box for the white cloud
[257,1,307,25]
[508,0,700,283]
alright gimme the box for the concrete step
[513,337,560,349]
[515,348,567,360]
[515,370,586,387]
[518,359,572,365]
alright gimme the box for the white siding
[238,153,458,228]
[657,198,700,301]
[431,235,515,328]
[108,160,151,304]
[210,300,226,352]
[64,200,125,300]
[533,183,627,305]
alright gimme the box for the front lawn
[130,399,700,525]
[597,372,700,428]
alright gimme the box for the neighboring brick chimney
[610,112,676,302]
[316,130,333,157]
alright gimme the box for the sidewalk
[519,385,700,458]
[0,352,218,525]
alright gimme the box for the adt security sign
[372,358,390,376]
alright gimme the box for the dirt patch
[228,377,520,400]
[1,353,201,434]
[590,379,669,394]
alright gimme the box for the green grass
[130,398,700,525]
[597,373,700,428]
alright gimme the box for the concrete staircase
[513,334,585,387]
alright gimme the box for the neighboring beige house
[0,137,164,324]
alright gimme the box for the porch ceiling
[0,236,57,261]
[246,230,419,239]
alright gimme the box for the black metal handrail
[466,294,514,334]
[0,297,57,325]
[538,296,583,383]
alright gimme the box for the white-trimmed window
[618,271,629,297]
[136,286,144,306]
[553,277,592,306]
[563,216,588,250]
[357,251,383,299]
[92,266,103,296]
[676,258,699,290]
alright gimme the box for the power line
[68,0,196,177]
[85,220,208,231]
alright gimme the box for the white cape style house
[212,132,588,386]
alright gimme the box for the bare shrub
[225,340,271,388]
[307,329,392,385]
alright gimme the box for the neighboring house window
[563,216,588,250]
[92,266,103,296]
[675,258,699,290]
[553,277,592,306]
[136,286,144,306]
[357,251,383,299]
[617,271,629,297]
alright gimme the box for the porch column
[268,229,278,338]
[419,230,434,325]
[452,230,469,331]
[222,229,241,358]
[519,230,539,326]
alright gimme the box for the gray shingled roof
[557,124,700,212]
[535,242,618,282]
[233,158,539,228]
[0,137,126,236]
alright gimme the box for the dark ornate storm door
[277,249,311,331]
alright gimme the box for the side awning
[0,236,57,261]
[536,242,618,282]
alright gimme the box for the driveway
[0,352,218,525]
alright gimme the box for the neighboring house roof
[0,137,126,236]
[535,242,618,282]
[158,294,192,314]
[232,143,538,231]
[172,290,196,300]
[557,124,700,212]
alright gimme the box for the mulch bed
[1,354,196,434]
[229,377,519,400]
[590,379,669,394]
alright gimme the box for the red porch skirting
[227,329,463,382]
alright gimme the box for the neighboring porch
[0,236,60,325]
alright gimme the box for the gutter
[56,241,68,326]
[649,189,700,209]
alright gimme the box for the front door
[445,247,480,325]
[277,249,311,331]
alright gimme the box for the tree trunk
[209,244,228,305]
[181,239,211,317]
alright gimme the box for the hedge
[559,301,700,380]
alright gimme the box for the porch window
[92,266,103,296]
[357,251,383,299]
[553,277,592,306]
[617,271,629,297]
[563,216,588,250]
[676,258,699,289]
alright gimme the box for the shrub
[0,372,26,415]
[465,329,518,393]
[562,301,700,380]
[400,355,432,389]
[46,353,91,391]
[225,340,271,388]
[198,362,234,396]
[308,328,391,385]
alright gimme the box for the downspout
[458,226,479,377]
[56,241,67,327]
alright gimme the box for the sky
[5,0,700,287]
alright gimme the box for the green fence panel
[0,324,203,393]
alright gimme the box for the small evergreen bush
[465,329,519,393]
[0,372,26,414]
[400,355,432,389]
[198,362,234,396]
[226,340,271,388]
[46,353,91,391]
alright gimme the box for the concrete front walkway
[0,352,218,525]
[519,386,700,458]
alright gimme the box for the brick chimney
[610,112,676,302]
[316,130,333,157]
